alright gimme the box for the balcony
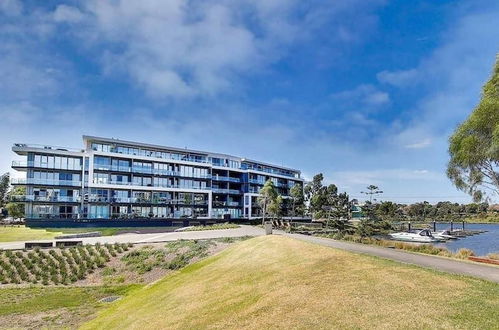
[10,195,80,203]
[212,176,240,183]
[249,179,265,184]
[12,160,83,171]
[13,143,83,153]
[214,201,241,207]
[11,178,82,187]
[212,188,241,194]
[94,164,132,172]
[92,180,209,190]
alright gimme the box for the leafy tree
[289,183,305,217]
[361,185,383,203]
[447,58,499,201]
[376,201,401,222]
[268,195,283,220]
[304,173,328,218]
[323,184,352,232]
[5,186,25,219]
[258,180,278,225]
[0,173,9,208]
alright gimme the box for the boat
[432,230,458,240]
[389,229,443,243]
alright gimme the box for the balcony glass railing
[10,195,80,202]
[93,165,211,179]
[86,197,208,205]
[12,161,83,171]
[212,176,240,183]
[13,143,83,153]
[249,179,266,184]
[11,178,82,186]
[212,188,241,194]
[26,214,81,219]
[92,180,209,190]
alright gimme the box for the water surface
[432,223,499,256]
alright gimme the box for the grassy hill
[83,235,499,329]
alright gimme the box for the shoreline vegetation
[317,233,486,260]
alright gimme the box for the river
[432,223,499,256]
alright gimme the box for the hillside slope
[83,235,499,329]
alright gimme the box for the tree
[289,183,305,218]
[0,173,9,208]
[376,201,400,222]
[325,187,353,233]
[361,185,383,203]
[304,173,328,218]
[447,57,499,201]
[5,186,25,219]
[268,195,283,220]
[257,180,278,225]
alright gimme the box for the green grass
[464,215,499,223]
[0,285,140,328]
[0,226,176,242]
[83,236,499,329]
[0,226,62,242]
[46,227,171,236]
[0,285,138,316]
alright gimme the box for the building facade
[11,136,303,226]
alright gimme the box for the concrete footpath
[0,225,265,250]
[282,233,499,283]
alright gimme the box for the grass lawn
[0,226,62,242]
[83,236,499,329]
[0,226,176,242]
[0,285,140,328]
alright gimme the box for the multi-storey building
[11,136,303,226]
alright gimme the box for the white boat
[389,229,443,243]
[432,230,458,240]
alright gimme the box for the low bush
[183,223,239,232]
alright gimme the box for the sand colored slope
[82,236,499,329]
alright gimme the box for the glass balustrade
[11,178,82,186]
[10,195,80,202]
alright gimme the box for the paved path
[282,233,499,283]
[0,225,265,250]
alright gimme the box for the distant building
[351,199,364,219]
[11,136,304,226]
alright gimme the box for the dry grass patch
[83,236,499,329]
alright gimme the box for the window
[93,173,109,184]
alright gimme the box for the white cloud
[48,0,385,100]
[404,138,432,149]
[53,5,84,23]
[377,68,419,87]
[0,0,22,16]
[331,84,390,109]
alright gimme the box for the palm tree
[257,180,278,225]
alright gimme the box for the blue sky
[1,0,499,203]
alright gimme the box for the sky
[1,0,499,204]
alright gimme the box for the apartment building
[11,136,303,226]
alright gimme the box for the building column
[208,191,212,218]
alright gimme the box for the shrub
[487,253,499,260]
[455,248,475,259]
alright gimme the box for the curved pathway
[0,225,265,250]
[282,233,499,283]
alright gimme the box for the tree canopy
[0,173,9,208]
[447,57,499,201]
